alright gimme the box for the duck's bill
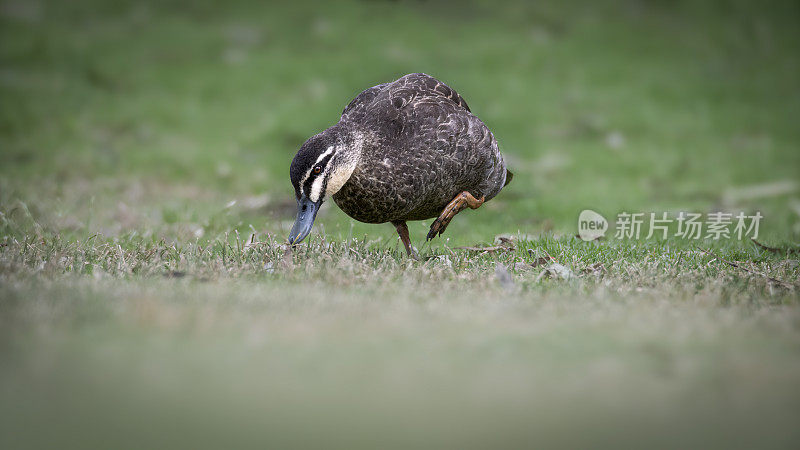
[288,196,321,245]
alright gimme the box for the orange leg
[427,191,485,241]
[392,220,419,259]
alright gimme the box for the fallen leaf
[536,263,575,281]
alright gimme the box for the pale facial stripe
[299,146,335,197]
[308,162,332,202]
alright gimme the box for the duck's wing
[384,74,506,205]
[341,82,390,122]
[341,73,471,125]
[350,73,475,142]
[387,73,471,113]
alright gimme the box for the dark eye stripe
[302,153,334,197]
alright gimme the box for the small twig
[699,247,795,289]
[751,238,798,254]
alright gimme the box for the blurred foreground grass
[1,235,799,448]
[1,0,799,448]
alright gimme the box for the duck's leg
[427,191,485,240]
[392,220,419,259]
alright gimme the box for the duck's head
[288,126,361,245]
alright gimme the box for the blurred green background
[2,1,800,449]
[1,0,798,244]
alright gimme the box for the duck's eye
[313,166,322,174]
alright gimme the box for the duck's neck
[324,126,364,198]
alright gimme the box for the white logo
[578,209,608,241]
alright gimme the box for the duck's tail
[504,169,513,187]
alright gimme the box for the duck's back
[333,73,508,224]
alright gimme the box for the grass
[2,232,798,448]
[1,0,800,448]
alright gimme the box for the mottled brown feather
[332,73,508,223]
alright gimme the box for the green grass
[1,0,800,448]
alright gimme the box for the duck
[288,73,512,257]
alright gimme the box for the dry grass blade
[700,247,796,289]
[455,245,512,253]
[243,233,258,250]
